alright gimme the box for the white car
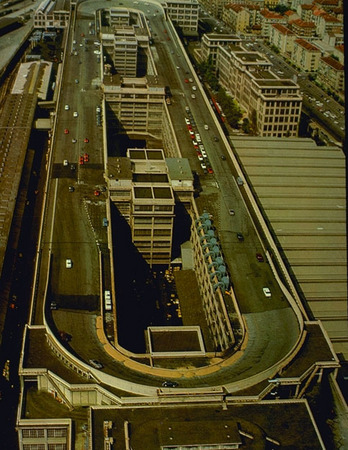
[63,160,68,166]
[185,118,190,125]
[191,94,196,99]
[73,112,78,117]
[65,104,70,110]
[192,85,197,91]
[66,259,72,269]
[204,124,209,130]
[263,287,271,298]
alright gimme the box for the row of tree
[197,56,257,134]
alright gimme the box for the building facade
[104,78,165,138]
[292,38,321,72]
[106,150,194,266]
[165,0,199,35]
[217,46,302,137]
[200,33,242,65]
[269,23,296,55]
[317,55,344,95]
[34,0,70,29]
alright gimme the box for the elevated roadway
[25,0,338,399]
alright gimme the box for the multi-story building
[260,9,286,37]
[200,33,242,64]
[34,0,70,29]
[289,18,316,37]
[113,31,138,77]
[297,3,315,21]
[164,0,199,35]
[269,23,296,56]
[106,149,194,266]
[317,55,344,95]
[222,4,250,33]
[105,7,130,28]
[217,46,302,137]
[104,77,165,138]
[316,13,343,39]
[292,38,321,72]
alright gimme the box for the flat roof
[166,157,193,180]
[91,401,324,449]
[231,136,347,358]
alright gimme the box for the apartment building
[269,23,296,55]
[289,18,316,37]
[104,77,165,138]
[316,13,343,39]
[260,9,286,37]
[165,0,199,35]
[34,0,70,29]
[217,46,302,137]
[317,55,344,95]
[200,33,242,65]
[222,4,250,33]
[106,150,193,266]
[292,38,321,72]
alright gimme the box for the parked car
[263,287,271,298]
[237,233,244,241]
[66,258,72,268]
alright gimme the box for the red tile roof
[295,38,320,52]
[290,19,316,28]
[321,13,341,23]
[261,9,283,19]
[272,23,295,35]
[321,55,344,71]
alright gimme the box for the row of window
[134,205,173,212]
[23,444,67,450]
[134,217,173,224]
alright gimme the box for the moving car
[237,233,244,241]
[256,253,264,262]
[162,381,178,388]
[73,112,78,117]
[65,104,70,110]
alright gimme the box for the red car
[256,253,264,262]
[184,78,189,83]
[79,156,84,165]
[207,167,214,174]
[84,153,89,162]
[94,190,100,196]
[84,138,89,143]
[64,128,69,134]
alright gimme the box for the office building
[217,46,302,137]
[104,77,165,138]
[165,0,199,35]
[106,150,194,266]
